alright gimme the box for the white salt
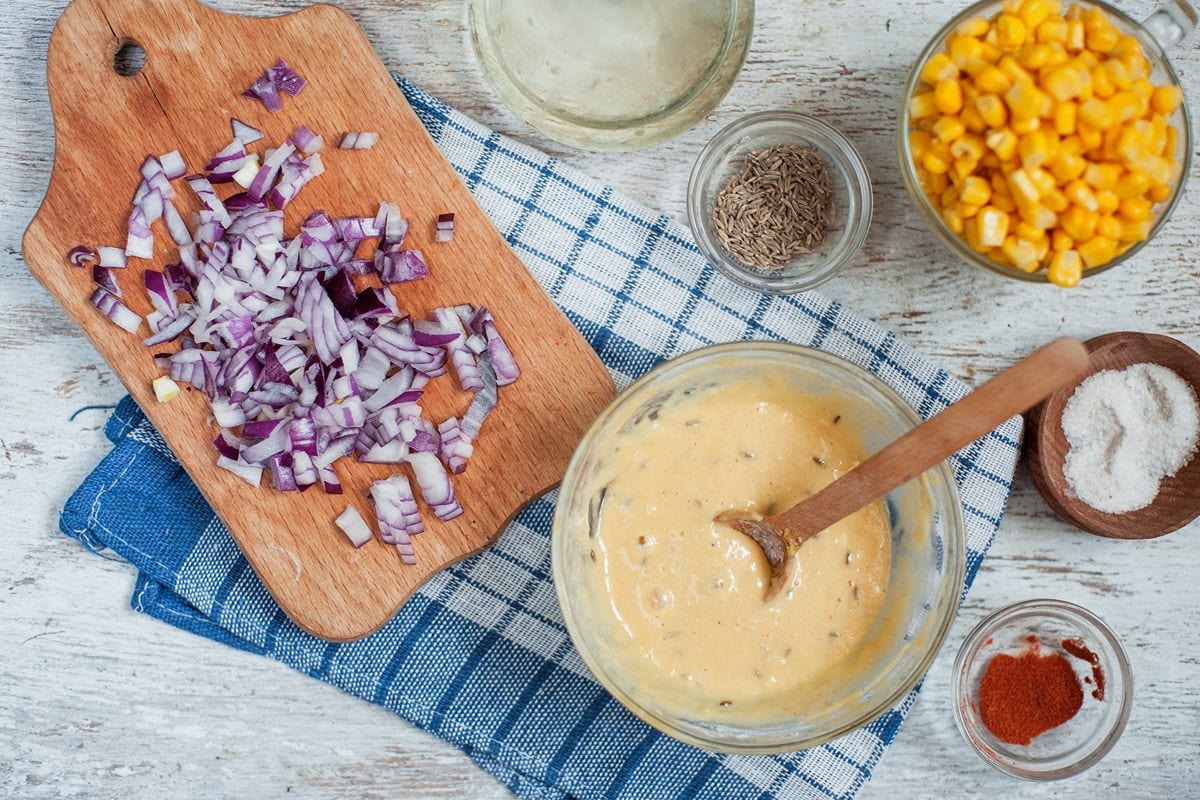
[1061,363,1199,514]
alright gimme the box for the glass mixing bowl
[898,0,1196,283]
[551,342,966,753]
[467,0,754,151]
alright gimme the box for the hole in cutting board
[112,40,146,77]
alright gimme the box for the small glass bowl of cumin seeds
[688,111,872,294]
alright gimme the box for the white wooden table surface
[3,0,1198,797]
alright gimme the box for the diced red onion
[406,452,462,521]
[435,212,455,243]
[217,454,263,486]
[371,474,422,562]
[335,505,373,547]
[339,132,379,150]
[90,288,141,333]
[68,245,97,268]
[93,265,121,297]
[159,150,187,180]
[291,125,323,153]
[231,118,263,145]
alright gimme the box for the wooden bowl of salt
[1025,332,1200,539]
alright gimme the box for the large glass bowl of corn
[899,0,1195,286]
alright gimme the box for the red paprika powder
[977,637,1084,746]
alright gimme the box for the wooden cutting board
[23,0,615,640]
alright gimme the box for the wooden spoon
[724,338,1091,599]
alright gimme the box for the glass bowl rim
[687,111,875,295]
[552,340,967,753]
[467,0,756,150]
[896,0,1194,283]
[951,597,1135,779]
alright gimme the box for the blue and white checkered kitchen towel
[59,78,1023,800]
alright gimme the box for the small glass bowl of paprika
[952,599,1133,780]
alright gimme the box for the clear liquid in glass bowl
[469,0,754,150]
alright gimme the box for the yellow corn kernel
[1149,115,1169,154]
[1048,249,1083,286]
[933,115,967,143]
[1109,91,1141,124]
[952,157,977,180]
[1036,235,1052,261]
[1041,65,1084,101]
[1097,215,1122,239]
[1102,60,1132,91]
[1031,166,1057,195]
[985,128,1019,161]
[921,52,959,84]
[1077,235,1117,267]
[1006,80,1052,119]
[1111,34,1142,61]
[991,191,1019,213]
[1139,154,1175,187]
[949,35,985,68]
[1065,18,1085,51]
[1021,43,1059,69]
[1021,0,1062,29]
[1119,219,1152,241]
[1130,77,1154,101]
[1036,16,1069,44]
[1165,125,1178,157]
[956,201,983,219]
[1052,230,1074,251]
[953,134,988,162]
[959,175,993,206]
[909,91,938,119]
[1053,101,1077,135]
[910,130,934,162]
[958,16,991,37]
[1016,220,1047,242]
[976,206,1011,247]
[941,205,966,234]
[997,14,1029,50]
[1042,187,1069,212]
[981,152,1002,169]
[152,376,181,403]
[961,103,988,133]
[1011,115,1043,134]
[1078,97,1117,129]
[1077,122,1103,151]
[998,55,1034,85]
[940,185,961,208]
[964,221,987,252]
[927,170,951,195]
[1118,196,1152,221]
[1114,170,1149,199]
[1003,235,1042,271]
[1047,150,1084,182]
[1085,17,1119,54]
[1019,201,1057,230]
[1017,129,1055,169]
[1060,205,1098,240]
[1123,54,1151,80]
[923,147,952,174]
[1008,168,1043,205]
[1150,183,1172,203]
[1065,179,1100,211]
[935,79,965,114]
[976,94,1010,128]
[1059,134,1084,154]
[1116,121,1153,165]
[1096,190,1120,215]
[975,65,1013,94]
[1152,85,1184,115]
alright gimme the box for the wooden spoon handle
[773,338,1090,538]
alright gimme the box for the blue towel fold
[59,78,1021,800]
